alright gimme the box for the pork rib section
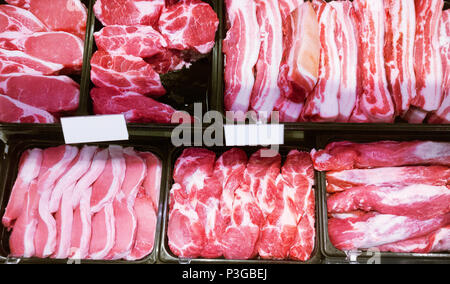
[0,94,55,123]
[0,4,47,33]
[311,140,450,171]
[223,0,261,116]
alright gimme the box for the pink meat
[94,25,168,58]
[34,146,79,258]
[122,148,147,203]
[94,0,164,27]
[4,0,30,9]
[278,0,303,20]
[69,186,92,260]
[274,96,304,122]
[144,48,192,74]
[327,184,450,219]
[377,226,450,253]
[278,2,319,104]
[245,149,281,218]
[90,88,177,124]
[326,166,450,193]
[89,203,115,260]
[404,107,429,124]
[0,48,63,75]
[158,0,219,54]
[49,146,98,213]
[0,4,47,33]
[311,140,450,171]
[90,50,166,97]
[0,94,55,123]
[2,148,42,229]
[350,0,395,123]
[0,74,80,115]
[127,194,157,261]
[139,151,162,211]
[90,145,126,214]
[384,0,417,116]
[303,0,341,122]
[250,0,283,121]
[223,0,261,116]
[328,212,450,251]
[412,0,443,112]
[53,182,77,259]
[329,1,358,122]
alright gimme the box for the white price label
[61,115,129,144]
[224,124,284,146]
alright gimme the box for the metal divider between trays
[315,132,450,264]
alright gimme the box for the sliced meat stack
[3,145,162,261]
[311,140,450,253]
[92,0,219,124]
[0,1,87,123]
[168,148,316,261]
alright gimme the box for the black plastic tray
[0,132,169,264]
[314,132,450,264]
[159,140,323,264]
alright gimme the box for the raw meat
[0,74,80,115]
[69,186,92,260]
[2,148,42,229]
[0,48,63,75]
[158,0,219,54]
[90,145,126,214]
[328,212,450,250]
[429,9,450,124]
[377,226,450,253]
[53,182,77,259]
[94,25,168,58]
[326,166,450,193]
[93,0,164,27]
[329,1,358,122]
[302,0,341,122]
[278,2,319,104]
[350,0,395,123]
[274,96,304,122]
[0,4,47,33]
[223,0,261,117]
[412,0,443,112]
[0,31,84,72]
[89,203,115,260]
[121,148,147,202]
[404,107,429,124]
[139,152,162,211]
[250,0,283,121]
[327,184,450,219]
[245,149,281,218]
[7,0,88,38]
[384,0,417,116]
[311,140,450,171]
[91,88,177,124]
[278,0,303,20]
[34,146,79,258]
[144,48,191,74]
[90,51,166,97]
[49,146,98,213]
[0,94,55,123]
[127,194,157,260]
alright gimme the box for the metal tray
[314,132,450,264]
[0,132,169,264]
[159,140,323,264]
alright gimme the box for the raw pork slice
[328,212,450,251]
[158,0,219,54]
[7,0,88,38]
[278,0,304,20]
[327,184,450,220]
[121,148,147,202]
[2,148,42,228]
[0,94,55,123]
[311,140,450,171]
[274,96,304,122]
[0,74,80,115]
[0,4,47,33]
[53,183,77,259]
[90,51,166,97]
[89,203,115,260]
[139,152,162,211]
[223,0,261,117]
[303,0,341,122]
[94,25,167,58]
[0,32,84,72]
[90,88,177,124]
[412,0,443,112]
[69,186,92,260]
[127,194,157,261]
[94,0,164,27]
[278,2,319,103]
[0,48,63,75]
